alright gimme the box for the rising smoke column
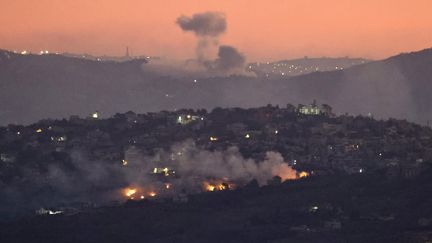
[176,12,226,61]
[176,12,247,74]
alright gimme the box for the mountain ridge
[0,48,431,125]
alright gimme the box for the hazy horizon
[1,0,431,62]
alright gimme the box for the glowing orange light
[203,180,233,192]
[124,188,137,197]
[298,171,309,178]
[206,184,216,191]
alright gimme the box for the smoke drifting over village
[0,140,299,216]
[125,140,298,191]
[2,2,432,241]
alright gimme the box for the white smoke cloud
[0,140,300,217]
[123,140,298,194]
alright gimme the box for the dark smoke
[214,45,246,71]
[176,12,226,37]
[176,12,227,62]
[175,11,248,75]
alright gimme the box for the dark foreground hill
[0,48,431,125]
[1,172,432,243]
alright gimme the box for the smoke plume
[124,140,298,193]
[175,11,248,74]
[0,140,299,218]
[214,45,246,71]
[176,12,226,37]
[176,12,226,62]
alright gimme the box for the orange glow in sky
[1,0,431,61]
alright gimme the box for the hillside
[0,48,431,125]
[277,48,432,123]
[248,56,370,78]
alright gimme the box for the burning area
[0,140,309,217]
[120,140,308,201]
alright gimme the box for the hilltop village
[1,101,431,181]
[1,102,432,242]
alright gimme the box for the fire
[206,184,216,191]
[298,171,309,178]
[124,188,137,198]
[149,192,157,197]
[203,180,234,192]
[165,183,171,189]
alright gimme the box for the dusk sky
[1,0,431,61]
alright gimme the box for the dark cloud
[176,12,227,37]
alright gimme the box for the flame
[203,180,234,192]
[165,183,171,189]
[123,186,159,200]
[298,171,309,178]
[206,184,216,191]
[124,188,137,198]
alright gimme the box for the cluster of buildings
[1,101,431,183]
[1,101,431,242]
[248,57,368,78]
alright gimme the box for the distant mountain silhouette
[249,56,370,77]
[276,48,432,123]
[0,48,431,125]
